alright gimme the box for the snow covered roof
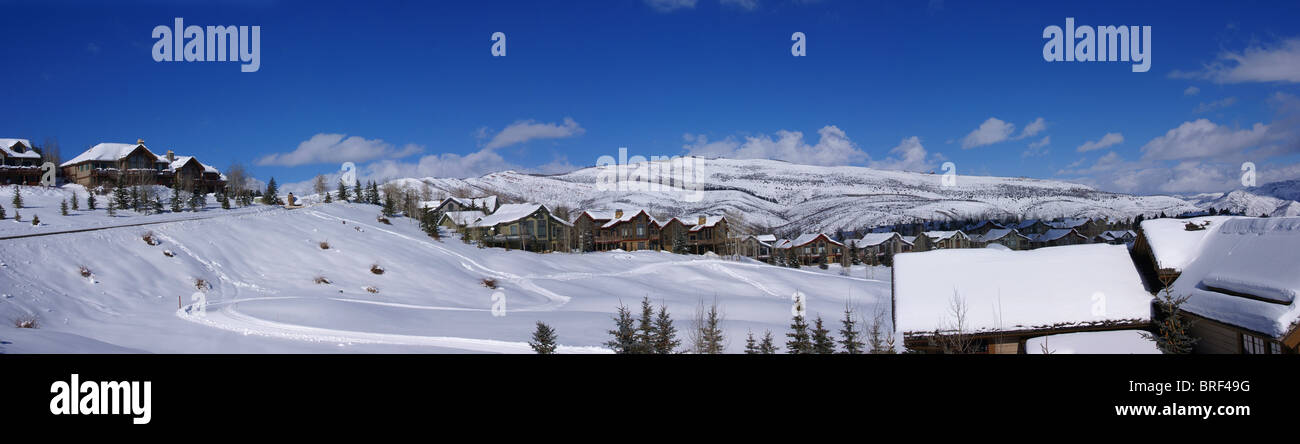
[687,215,724,232]
[791,233,841,247]
[894,244,1153,334]
[972,228,1025,243]
[854,232,900,247]
[1098,230,1135,241]
[0,138,40,159]
[963,220,1005,231]
[470,203,570,228]
[1139,216,1235,272]
[60,142,163,167]
[771,239,792,249]
[1013,219,1045,229]
[1032,228,1083,243]
[575,209,618,222]
[439,210,486,226]
[753,234,777,243]
[168,155,220,174]
[1172,217,1300,338]
[901,235,916,245]
[1026,330,1161,354]
[600,209,651,228]
[1049,218,1091,229]
[922,230,964,241]
[450,196,497,211]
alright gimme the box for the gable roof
[168,155,220,174]
[1032,228,1084,242]
[601,209,651,228]
[686,215,724,232]
[439,210,486,226]
[0,139,41,159]
[963,220,1005,231]
[791,233,842,248]
[854,232,901,247]
[973,228,1027,243]
[1013,219,1046,230]
[61,142,162,167]
[1049,218,1092,229]
[922,230,965,241]
[1173,217,1300,338]
[470,203,571,228]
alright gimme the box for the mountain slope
[390,158,1200,234]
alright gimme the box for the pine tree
[528,321,558,354]
[322,191,331,203]
[113,187,131,211]
[154,197,164,214]
[758,331,779,354]
[744,330,760,354]
[0,203,6,220]
[188,187,201,212]
[690,299,726,354]
[604,303,638,354]
[30,214,38,226]
[1142,277,1200,354]
[337,179,349,202]
[651,302,680,354]
[263,177,279,205]
[70,192,79,211]
[87,193,96,210]
[170,186,182,212]
[633,296,656,354]
[382,191,397,217]
[785,315,813,354]
[838,307,864,354]
[353,181,363,204]
[60,199,68,216]
[105,201,115,217]
[221,192,232,209]
[367,182,380,205]
[811,315,835,354]
[130,186,141,212]
[11,186,21,208]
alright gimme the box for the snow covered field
[0,187,891,353]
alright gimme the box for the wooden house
[1012,219,1053,236]
[685,215,728,255]
[961,220,1005,236]
[971,228,1030,250]
[60,140,225,192]
[1029,228,1088,248]
[738,234,778,260]
[468,203,572,252]
[595,209,661,252]
[788,233,843,265]
[571,210,616,252]
[911,230,970,252]
[851,232,906,265]
[0,138,44,185]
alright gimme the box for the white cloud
[1171,37,1300,84]
[1194,96,1238,113]
[869,136,943,172]
[720,0,759,10]
[256,133,423,167]
[682,125,869,166]
[961,117,1016,149]
[365,149,518,181]
[1184,86,1200,96]
[1023,136,1051,158]
[1019,117,1047,139]
[483,117,584,150]
[645,0,697,12]
[1139,119,1270,161]
[1077,132,1124,153]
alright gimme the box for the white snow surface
[0,191,891,353]
[1026,330,1161,354]
[1172,217,1300,338]
[1138,216,1236,272]
[893,244,1152,334]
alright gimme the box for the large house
[60,140,226,192]
[850,232,908,265]
[596,209,661,252]
[1029,228,1088,248]
[971,228,1031,250]
[738,234,778,261]
[467,203,572,252]
[0,138,43,185]
[911,230,970,252]
[571,210,616,252]
[1170,217,1300,354]
[684,215,728,255]
[785,233,843,265]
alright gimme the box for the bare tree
[226,161,249,196]
[688,298,727,354]
[40,137,62,167]
[312,174,328,196]
[928,291,975,354]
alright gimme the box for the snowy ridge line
[177,303,610,354]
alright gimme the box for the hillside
[0,191,891,353]
[381,158,1201,234]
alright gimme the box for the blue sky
[2,0,1298,195]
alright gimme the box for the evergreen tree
[337,179,349,202]
[838,307,864,354]
[130,186,141,212]
[30,214,38,226]
[528,321,558,354]
[1142,278,1200,354]
[188,187,201,212]
[0,203,5,220]
[105,200,115,217]
[60,199,68,216]
[322,191,331,203]
[11,186,21,208]
[744,330,760,354]
[604,303,638,354]
[221,191,232,209]
[112,187,131,211]
[758,331,779,354]
[263,177,279,205]
[154,197,164,214]
[811,315,835,354]
[353,181,363,204]
[70,192,79,211]
[382,191,397,216]
[633,296,656,354]
[651,302,680,354]
[170,186,183,212]
[785,315,813,354]
[367,182,380,204]
[691,299,726,354]
[87,193,96,210]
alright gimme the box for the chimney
[137,138,145,145]
[698,216,707,226]
[166,150,175,163]
[614,209,623,219]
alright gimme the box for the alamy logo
[49,374,152,424]
[152,17,261,72]
[1043,17,1150,72]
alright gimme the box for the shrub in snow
[314,276,332,285]
[319,240,330,250]
[376,214,391,225]
[163,250,174,257]
[370,264,385,275]
[194,278,210,291]
[481,278,498,289]
[142,231,159,246]
[364,286,379,294]
[78,265,92,278]
[30,214,39,226]
[13,315,38,329]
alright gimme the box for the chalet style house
[911,231,970,252]
[60,140,226,193]
[738,234,778,261]
[595,209,662,252]
[961,220,1005,236]
[784,233,843,265]
[467,203,572,252]
[971,228,1030,250]
[429,196,499,215]
[850,232,909,265]
[0,138,43,185]
[1030,228,1089,248]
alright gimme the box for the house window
[637,224,645,237]
[1243,335,1266,354]
[1271,342,1282,354]
[509,225,518,235]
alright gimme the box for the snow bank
[1173,217,1300,338]
[893,244,1152,334]
[1026,330,1160,354]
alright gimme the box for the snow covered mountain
[385,158,1200,234]
[1181,179,1300,217]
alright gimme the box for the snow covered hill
[379,158,1200,234]
[0,193,891,353]
[1180,179,1300,217]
